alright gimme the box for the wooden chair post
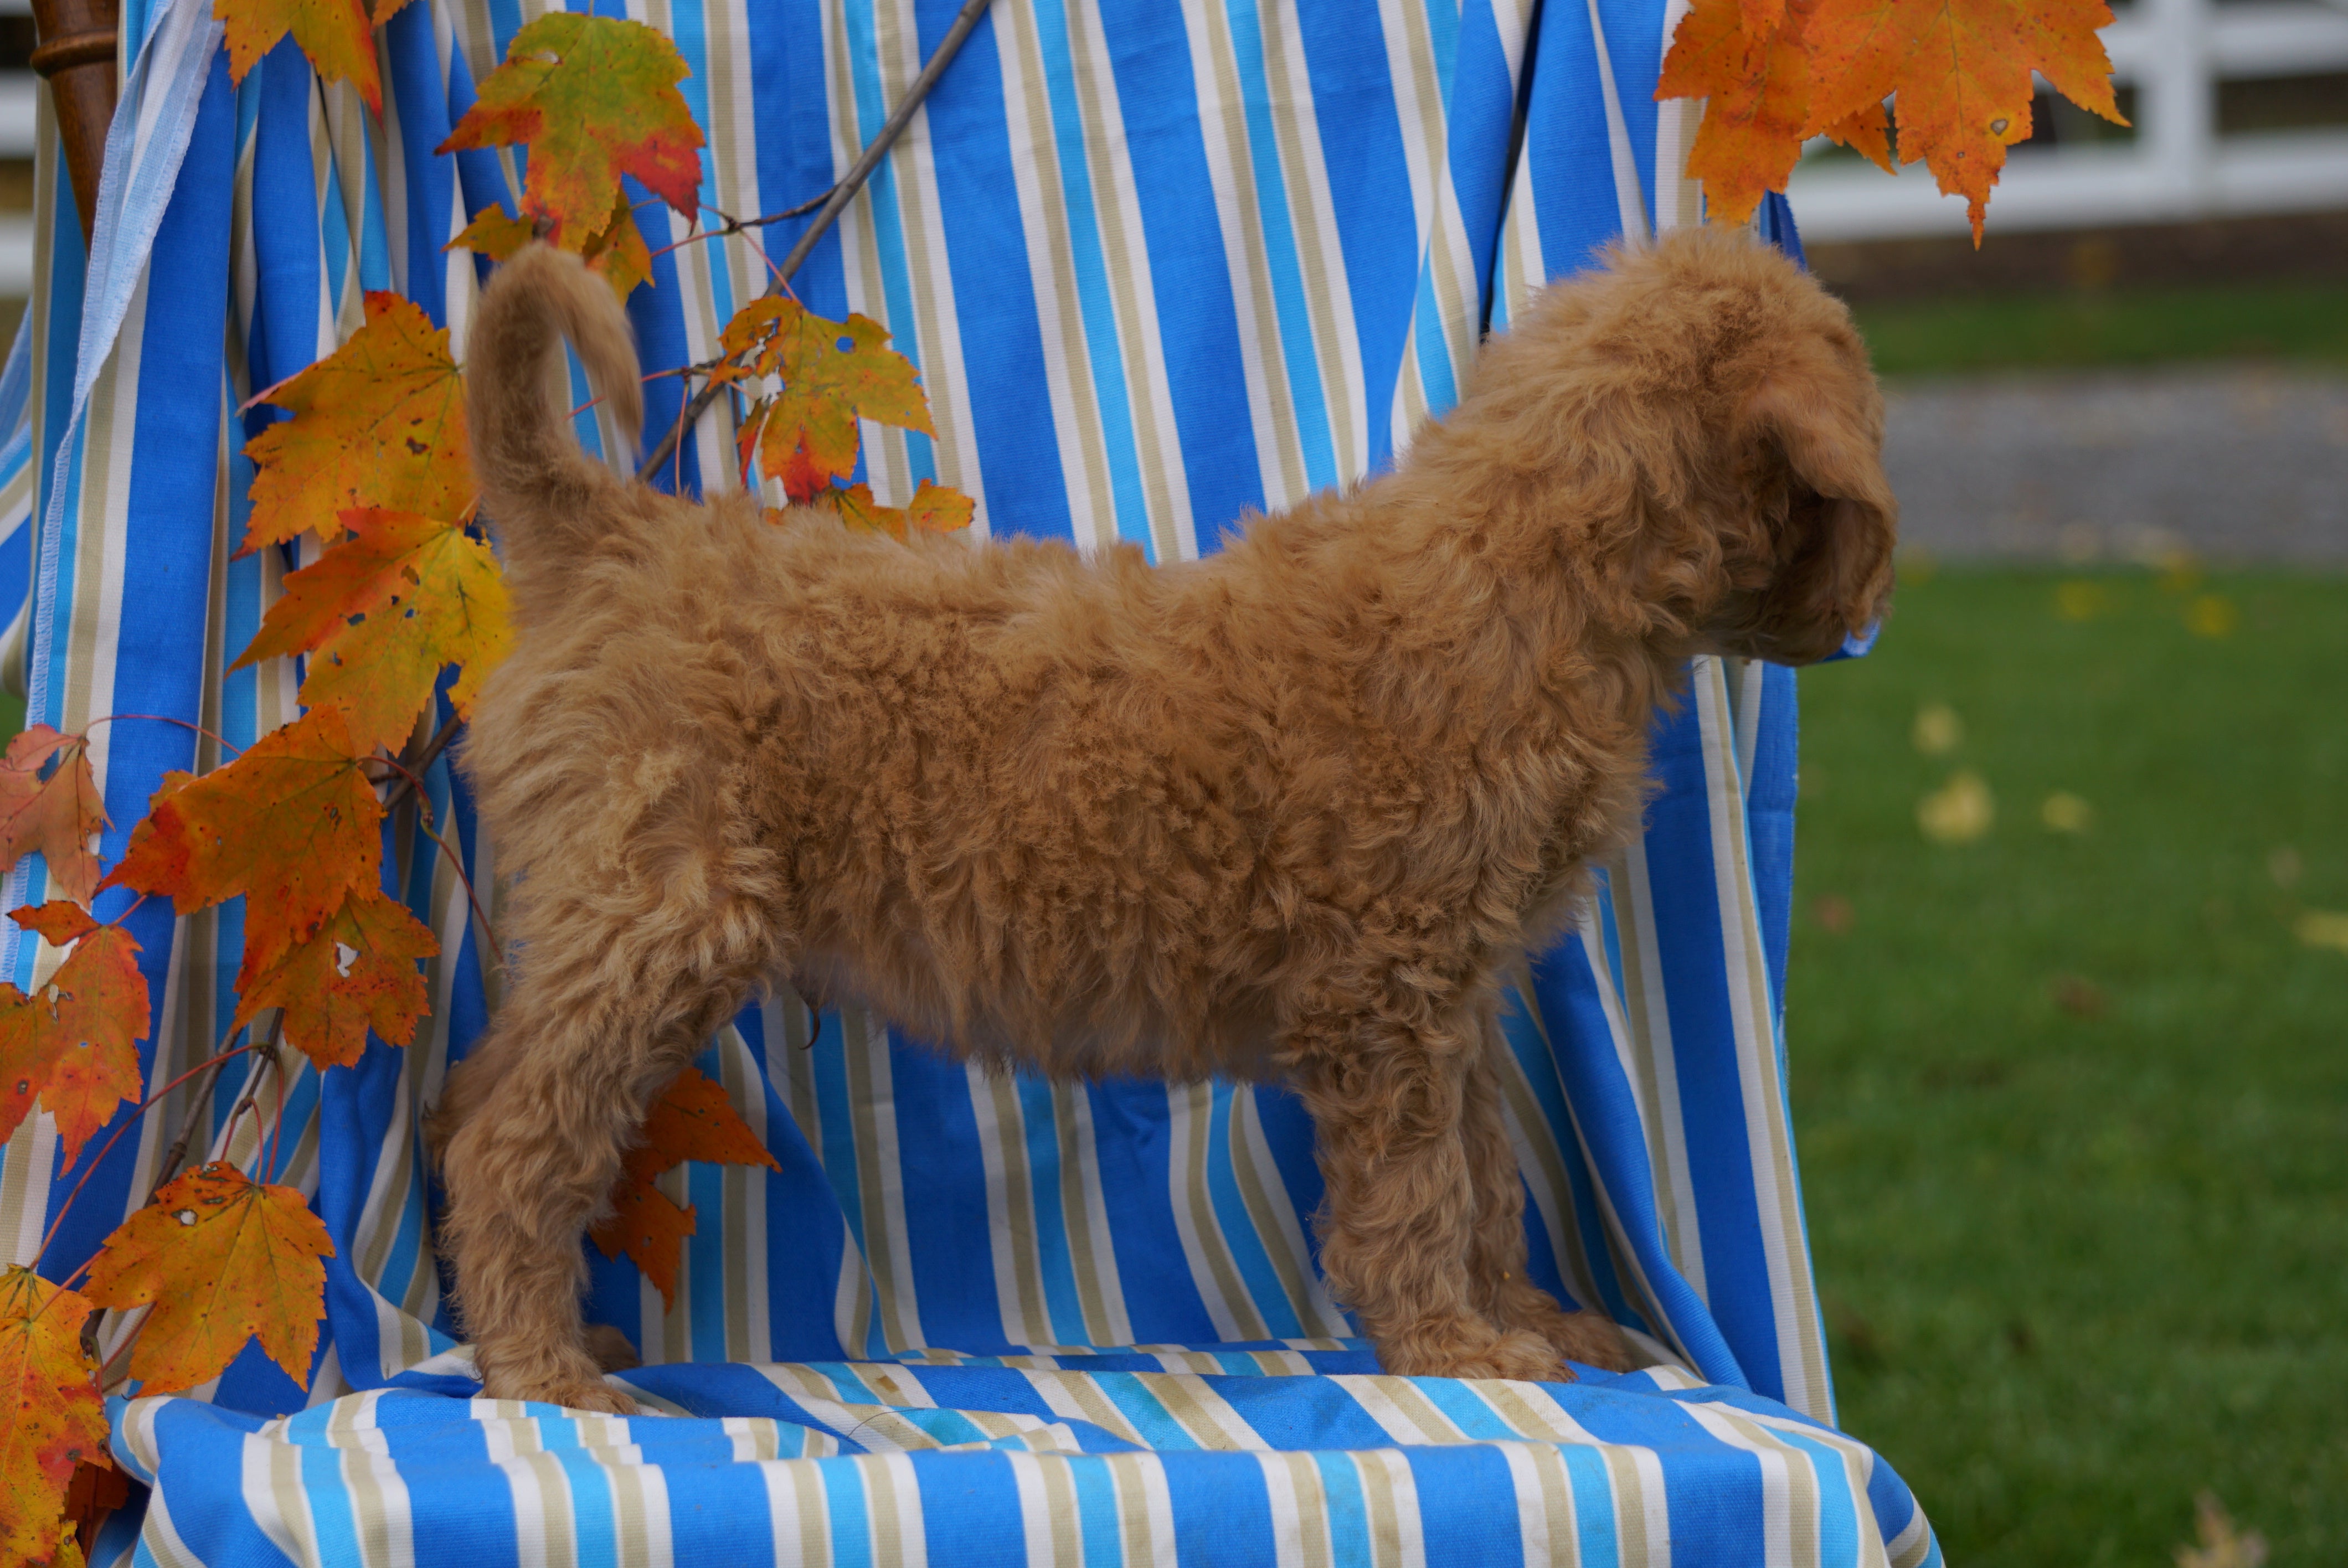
[28,0,119,247]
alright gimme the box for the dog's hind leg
[1288,996,1569,1383]
[1460,1013,1639,1374]
[437,891,780,1414]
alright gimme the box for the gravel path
[1880,364,2348,565]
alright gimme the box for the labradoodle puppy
[434,229,1896,1414]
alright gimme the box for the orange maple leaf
[1659,0,2121,240]
[446,204,537,265]
[1657,0,1818,225]
[726,299,935,503]
[100,709,380,976]
[0,917,150,1164]
[0,729,107,910]
[231,508,514,756]
[811,479,976,543]
[0,1267,107,1568]
[450,192,650,302]
[243,292,472,555]
[435,13,704,248]
[589,1067,778,1308]
[1809,0,2119,241]
[1822,98,1896,171]
[231,883,437,1070]
[581,190,653,302]
[215,0,384,115]
[82,1164,334,1395]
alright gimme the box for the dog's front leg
[1460,1016,1639,1374]
[1289,1003,1569,1383]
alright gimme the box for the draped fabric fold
[0,2,1935,1562]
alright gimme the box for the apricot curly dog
[432,229,1896,1413]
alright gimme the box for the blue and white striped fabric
[0,2,1939,1563]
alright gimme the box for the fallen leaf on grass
[1917,770,1992,844]
[2186,594,2237,638]
[2040,792,2093,833]
[2175,1490,2267,1568]
[2293,909,2348,955]
[1910,702,1962,756]
[2054,580,2107,621]
[2051,974,2104,1018]
[82,1163,334,1394]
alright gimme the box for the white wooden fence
[1789,0,2348,240]
[0,0,35,297]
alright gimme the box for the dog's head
[1448,225,1897,665]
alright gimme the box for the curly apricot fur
[433,233,1896,1412]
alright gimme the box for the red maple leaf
[436,13,704,247]
[589,1067,778,1308]
[0,729,108,909]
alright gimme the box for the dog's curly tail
[466,243,644,579]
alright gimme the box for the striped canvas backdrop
[0,0,1938,1562]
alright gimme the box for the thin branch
[83,711,243,760]
[149,1018,271,1196]
[372,754,503,972]
[39,1028,266,1280]
[382,715,461,813]
[636,0,996,483]
[213,1020,286,1182]
[645,192,832,266]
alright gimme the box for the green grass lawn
[1850,280,2348,376]
[1789,565,2348,1565]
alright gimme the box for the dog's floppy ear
[1734,365,1898,664]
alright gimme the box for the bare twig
[635,0,996,483]
[151,1016,276,1195]
[383,715,462,812]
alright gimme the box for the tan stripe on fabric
[992,0,1120,551]
[862,0,987,527]
[1252,0,1361,481]
[1695,661,1831,1420]
[1261,1450,1336,1568]
[973,1064,1051,1345]
[1182,0,1306,508]
[1168,1081,1268,1340]
[1052,1080,1127,1344]
[1056,0,1191,561]
[1229,1086,1343,1336]
[843,1008,921,1351]
[1019,1368,1152,1446]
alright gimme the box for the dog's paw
[1482,1276,1641,1374]
[583,1323,643,1373]
[1542,1307,1641,1373]
[493,1373,641,1415]
[476,1343,643,1414]
[1379,1321,1573,1384]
